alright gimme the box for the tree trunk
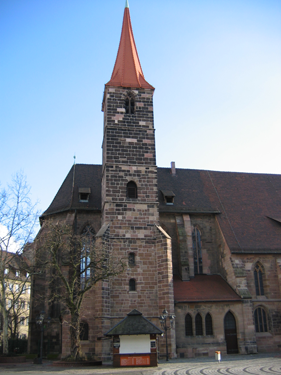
[70,312,83,360]
[2,308,9,355]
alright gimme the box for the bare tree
[35,220,124,360]
[0,173,38,354]
[7,276,30,339]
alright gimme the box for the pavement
[0,352,281,375]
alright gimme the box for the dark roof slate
[174,275,241,303]
[41,164,281,254]
[105,309,163,336]
[42,164,102,217]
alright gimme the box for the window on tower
[125,92,135,114]
[129,278,136,291]
[128,252,135,266]
[127,181,138,199]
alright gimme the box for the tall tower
[97,2,175,360]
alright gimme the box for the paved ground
[0,353,281,375]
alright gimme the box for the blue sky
[1,0,281,215]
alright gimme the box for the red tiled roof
[173,275,241,303]
[106,6,153,89]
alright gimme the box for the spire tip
[125,0,129,8]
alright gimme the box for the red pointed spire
[106,5,154,89]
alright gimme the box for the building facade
[29,3,281,360]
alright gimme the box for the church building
[29,2,281,360]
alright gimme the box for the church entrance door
[224,311,238,354]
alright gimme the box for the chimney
[171,161,176,176]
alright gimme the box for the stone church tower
[96,2,176,360]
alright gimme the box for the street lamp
[35,311,51,364]
[36,311,45,364]
[159,308,175,361]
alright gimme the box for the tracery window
[125,92,135,114]
[254,307,268,333]
[254,263,264,296]
[80,321,89,340]
[192,227,203,274]
[129,278,136,291]
[195,313,203,335]
[80,226,95,290]
[127,181,138,199]
[185,313,193,336]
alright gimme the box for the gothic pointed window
[127,181,137,199]
[80,226,95,290]
[185,313,193,336]
[205,313,213,335]
[192,227,203,274]
[254,307,268,332]
[125,92,135,114]
[254,263,264,296]
[195,313,203,336]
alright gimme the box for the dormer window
[125,92,135,114]
[79,188,91,203]
[161,190,175,205]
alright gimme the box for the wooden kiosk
[105,309,163,367]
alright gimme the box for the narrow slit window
[129,278,136,291]
[128,253,135,266]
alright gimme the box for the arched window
[254,263,264,296]
[192,227,202,274]
[79,321,89,340]
[195,313,203,335]
[254,307,268,332]
[205,313,213,335]
[125,92,135,114]
[129,278,136,291]
[127,181,137,199]
[80,226,95,290]
[128,253,135,267]
[185,313,193,336]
